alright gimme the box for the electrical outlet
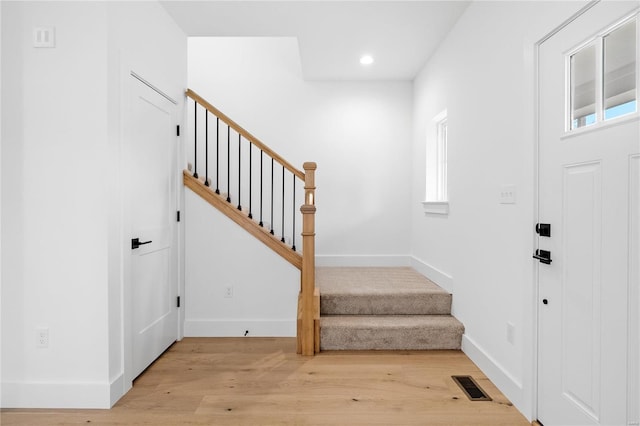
[36,327,49,348]
[506,322,515,345]
[500,184,516,204]
[224,286,233,298]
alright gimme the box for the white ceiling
[160,1,471,81]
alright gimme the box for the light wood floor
[1,338,529,425]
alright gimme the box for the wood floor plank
[1,338,529,425]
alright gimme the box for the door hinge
[177,210,181,222]
[176,125,180,136]
[177,296,181,308]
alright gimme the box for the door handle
[533,249,552,264]
[131,238,152,250]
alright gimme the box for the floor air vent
[451,375,492,401]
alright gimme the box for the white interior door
[128,75,179,379]
[537,2,639,425]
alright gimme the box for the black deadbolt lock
[535,223,551,237]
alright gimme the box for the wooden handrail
[186,89,305,181]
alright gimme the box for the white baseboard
[315,255,411,267]
[184,319,296,337]
[1,381,112,409]
[462,334,523,409]
[410,256,453,292]
[109,373,129,408]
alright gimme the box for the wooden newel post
[300,162,317,356]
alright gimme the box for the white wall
[1,1,111,408]
[184,190,300,336]
[186,37,412,336]
[189,37,413,261]
[1,1,186,408]
[410,0,587,419]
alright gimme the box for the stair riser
[320,326,463,351]
[321,294,452,316]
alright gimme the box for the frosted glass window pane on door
[604,19,637,120]
[571,44,597,129]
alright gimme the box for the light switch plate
[33,27,55,48]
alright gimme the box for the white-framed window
[435,115,448,201]
[568,14,637,131]
[423,109,449,215]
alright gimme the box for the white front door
[537,2,639,425]
[128,75,179,379]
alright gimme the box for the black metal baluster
[193,100,198,179]
[226,126,231,203]
[259,150,264,227]
[281,166,285,243]
[248,141,253,219]
[204,111,209,186]
[237,134,242,211]
[270,158,274,235]
[215,117,220,194]
[292,175,296,251]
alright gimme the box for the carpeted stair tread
[317,267,452,315]
[320,315,464,351]
[317,267,446,294]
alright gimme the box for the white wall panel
[561,162,602,420]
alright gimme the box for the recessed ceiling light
[360,55,374,66]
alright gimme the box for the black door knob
[131,238,152,249]
[533,249,552,264]
[542,299,548,305]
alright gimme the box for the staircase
[318,267,464,350]
[184,89,463,354]
[184,89,318,356]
